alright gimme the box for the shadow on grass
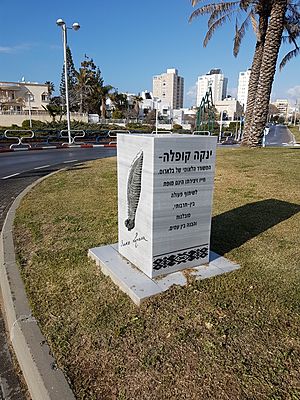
[211,199,300,255]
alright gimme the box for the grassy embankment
[288,125,300,143]
[14,148,300,399]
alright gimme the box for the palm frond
[281,35,290,44]
[284,21,300,46]
[233,12,251,57]
[191,0,205,6]
[280,46,300,70]
[239,0,253,11]
[250,10,258,37]
[203,11,234,47]
[207,1,240,26]
[189,2,240,22]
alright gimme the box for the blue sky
[0,0,299,107]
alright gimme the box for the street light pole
[218,110,224,142]
[62,24,71,144]
[27,92,32,128]
[56,19,80,145]
[155,99,161,134]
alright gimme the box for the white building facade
[196,69,228,106]
[271,99,290,120]
[153,68,184,109]
[237,69,251,110]
[0,81,49,113]
[214,98,243,121]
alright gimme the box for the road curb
[0,143,117,153]
[0,171,75,400]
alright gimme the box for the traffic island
[10,149,300,399]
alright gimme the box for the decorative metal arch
[196,87,215,133]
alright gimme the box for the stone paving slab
[88,244,240,306]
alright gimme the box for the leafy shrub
[172,124,182,131]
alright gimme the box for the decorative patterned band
[153,246,209,271]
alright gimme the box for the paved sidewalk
[0,142,116,153]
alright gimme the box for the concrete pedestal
[88,244,240,305]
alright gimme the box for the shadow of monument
[210,199,300,256]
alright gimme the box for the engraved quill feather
[125,150,143,231]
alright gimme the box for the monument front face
[118,134,217,278]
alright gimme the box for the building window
[41,93,48,102]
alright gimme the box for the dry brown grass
[14,148,300,399]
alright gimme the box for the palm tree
[132,95,143,119]
[189,0,272,145]
[75,68,93,113]
[98,85,114,119]
[240,6,271,145]
[248,0,289,146]
[242,1,300,144]
[190,0,299,147]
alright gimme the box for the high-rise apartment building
[237,69,251,109]
[153,68,184,109]
[196,69,228,106]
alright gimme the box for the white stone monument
[117,133,217,278]
[89,133,240,305]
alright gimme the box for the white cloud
[287,85,300,100]
[185,83,197,107]
[0,43,33,54]
[186,83,197,99]
[228,87,237,98]
[0,46,13,53]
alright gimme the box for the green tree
[42,96,63,122]
[144,109,156,125]
[60,46,78,111]
[78,56,104,114]
[109,91,128,118]
[75,67,93,113]
[45,81,55,97]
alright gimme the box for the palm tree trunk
[241,14,268,146]
[79,92,83,114]
[101,98,106,119]
[249,0,288,147]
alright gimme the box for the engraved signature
[120,232,148,249]
[133,232,148,248]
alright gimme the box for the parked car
[221,136,238,145]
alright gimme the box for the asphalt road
[0,147,116,399]
[265,124,295,146]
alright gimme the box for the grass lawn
[14,148,300,400]
[288,125,300,143]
